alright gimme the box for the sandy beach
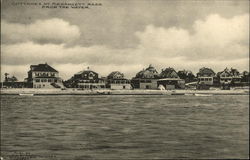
[0,88,249,95]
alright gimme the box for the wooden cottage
[64,67,105,89]
[217,68,242,86]
[27,63,63,88]
[131,64,160,89]
[230,68,241,84]
[158,67,185,89]
[197,67,216,86]
[107,71,131,90]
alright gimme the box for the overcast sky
[1,0,249,81]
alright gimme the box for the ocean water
[0,95,249,159]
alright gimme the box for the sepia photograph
[0,0,249,159]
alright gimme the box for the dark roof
[135,64,159,79]
[197,67,215,77]
[30,63,58,72]
[217,68,240,77]
[217,68,231,77]
[160,67,179,78]
[230,68,240,76]
[107,71,125,79]
[75,70,98,75]
[33,76,58,78]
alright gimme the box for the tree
[242,71,249,83]
[4,73,9,82]
[187,72,195,82]
[177,70,187,80]
[4,74,18,82]
[177,70,195,83]
[9,76,18,82]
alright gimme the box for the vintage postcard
[1,0,249,159]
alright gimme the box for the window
[48,79,52,82]
[41,79,47,82]
[123,86,126,89]
[35,79,40,82]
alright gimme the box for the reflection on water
[1,95,249,159]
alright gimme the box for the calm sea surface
[1,95,249,159]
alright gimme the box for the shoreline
[0,88,249,96]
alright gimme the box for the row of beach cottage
[1,63,249,90]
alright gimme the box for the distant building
[197,67,215,86]
[158,67,185,89]
[27,63,63,88]
[131,64,159,89]
[107,71,131,90]
[65,67,105,89]
[217,68,232,84]
[241,71,250,84]
[217,68,242,85]
[0,82,31,88]
[230,68,241,84]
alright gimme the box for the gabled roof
[107,71,125,79]
[30,63,58,72]
[217,68,231,77]
[217,68,241,77]
[160,67,179,78]
[75,70,98,75]
[197,67,215,77]
[135,64,159,79]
